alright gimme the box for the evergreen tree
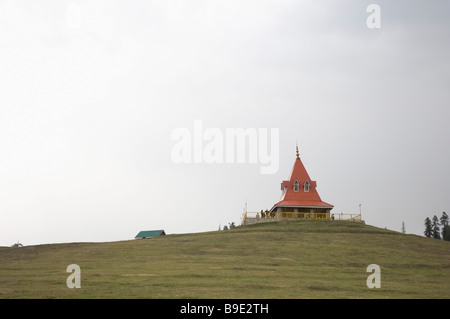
[440,212,449,239]
[431,215,441,239]
[424,217,432,238]
[443,225,450,242]
[440,212,449,226]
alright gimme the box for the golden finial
[296,143,299,158]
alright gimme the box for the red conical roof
[272,147,333,209]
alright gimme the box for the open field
[1,220,449,298]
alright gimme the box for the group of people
[257,209,276,218]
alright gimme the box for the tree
[443,225,450,241]
[222,222,236,230]
[424,217,432,238]
[440,212,449,239]
[401,221,406,234]
[431,215,441,239]
[440,212,449,226]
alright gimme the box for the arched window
[304,180,310,192]
[293,179,299,192]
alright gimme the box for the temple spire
[296,143,299,159]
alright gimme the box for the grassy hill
[1,220,449,299]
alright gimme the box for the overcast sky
[1,0,449,246]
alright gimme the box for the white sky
[1,0,449,246]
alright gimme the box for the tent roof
[135,230,166,239]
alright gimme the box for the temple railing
[241,211,362,225]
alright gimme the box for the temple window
[293,180,299,192]
[304,180,310,192]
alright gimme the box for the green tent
[135,230,166,239]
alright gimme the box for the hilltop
[0,220,449,298]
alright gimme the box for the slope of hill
[0,220,449,298]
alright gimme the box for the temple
[240,145,365,225]
[268,145,334,219]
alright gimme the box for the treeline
[424,212,449,241]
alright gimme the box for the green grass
[1,220,449,298]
